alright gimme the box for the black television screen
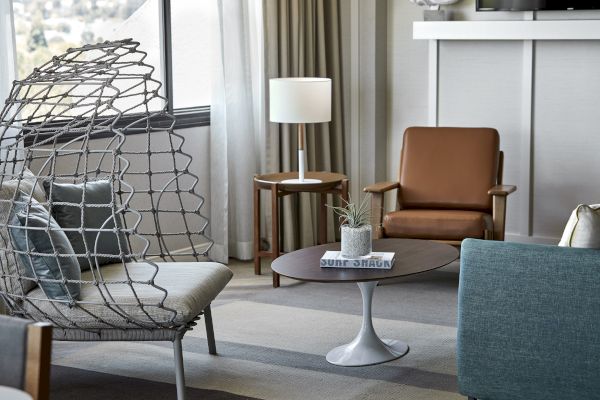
[477,0,599,11]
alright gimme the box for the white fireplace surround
[413,20,600,244]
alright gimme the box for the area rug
[50,261,462,400]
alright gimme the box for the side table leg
[271,183,280,288]
[318,192,327,245]
[326,281,409,366]
[253,181,261,275]
[341,179,349,203]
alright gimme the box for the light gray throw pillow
[9,193,80,301]
[43,180,129,271]
[558,204,600,248]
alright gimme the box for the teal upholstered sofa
[457,239,600,400]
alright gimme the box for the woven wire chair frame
[0,39,213,339]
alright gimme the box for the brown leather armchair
[364,127,516,245]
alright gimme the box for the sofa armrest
[363,181,399,194]
[458,239,600,400]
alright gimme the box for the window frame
[161,0,211,129]
[17,0,210,147]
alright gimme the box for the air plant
[328,194,371,229]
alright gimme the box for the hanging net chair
[0,38,232,383]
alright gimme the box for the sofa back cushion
[399,127,499,212]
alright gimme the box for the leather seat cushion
[383,209,493,241]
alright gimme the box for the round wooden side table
[253,171,349,288]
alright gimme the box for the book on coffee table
[320,251,395,269]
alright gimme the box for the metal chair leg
[173,335,186,400]
[204,304,217,355]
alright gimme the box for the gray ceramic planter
[341,225,372,258]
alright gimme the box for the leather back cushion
[399,127,499,211]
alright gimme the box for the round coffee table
[271,238,458,367]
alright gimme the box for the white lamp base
[281,178,322,184]
[281,148,322,184]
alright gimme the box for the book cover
[320,251,395,270]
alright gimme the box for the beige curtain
[263,0,346,252]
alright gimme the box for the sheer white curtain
[0,0,17,155]
[209,0,264,263]
[0,1,15,99]
[0,1,16,315]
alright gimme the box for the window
[170,0,216,109]
[12,0,215,128]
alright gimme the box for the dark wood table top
[254,171,347,191]
[271,239,459,283]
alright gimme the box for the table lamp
[269,77,332,184]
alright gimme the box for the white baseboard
[505,233,559,246]
[146,242,222,262]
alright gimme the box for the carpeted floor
[50,259,463,400]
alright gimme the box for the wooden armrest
[488,185,517,196]
[363,181,399,194]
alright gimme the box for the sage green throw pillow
[558,204,600,248]
[9,193,80,301]
[43,180,129,271]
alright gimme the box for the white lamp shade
[269,78,331,123]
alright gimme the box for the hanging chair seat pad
[22,261,233,330]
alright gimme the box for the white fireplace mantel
[413,20,600,40]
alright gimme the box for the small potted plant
[329,195,372,258]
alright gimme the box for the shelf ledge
[413,20,600,40]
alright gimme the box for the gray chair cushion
[9,193,81,301]
[0,169,47,296]
[43,180,129,271]
[24,261,232,329]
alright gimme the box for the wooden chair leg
[370,192,385,239]
[25,323,52,400]
[492,194,507,241]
